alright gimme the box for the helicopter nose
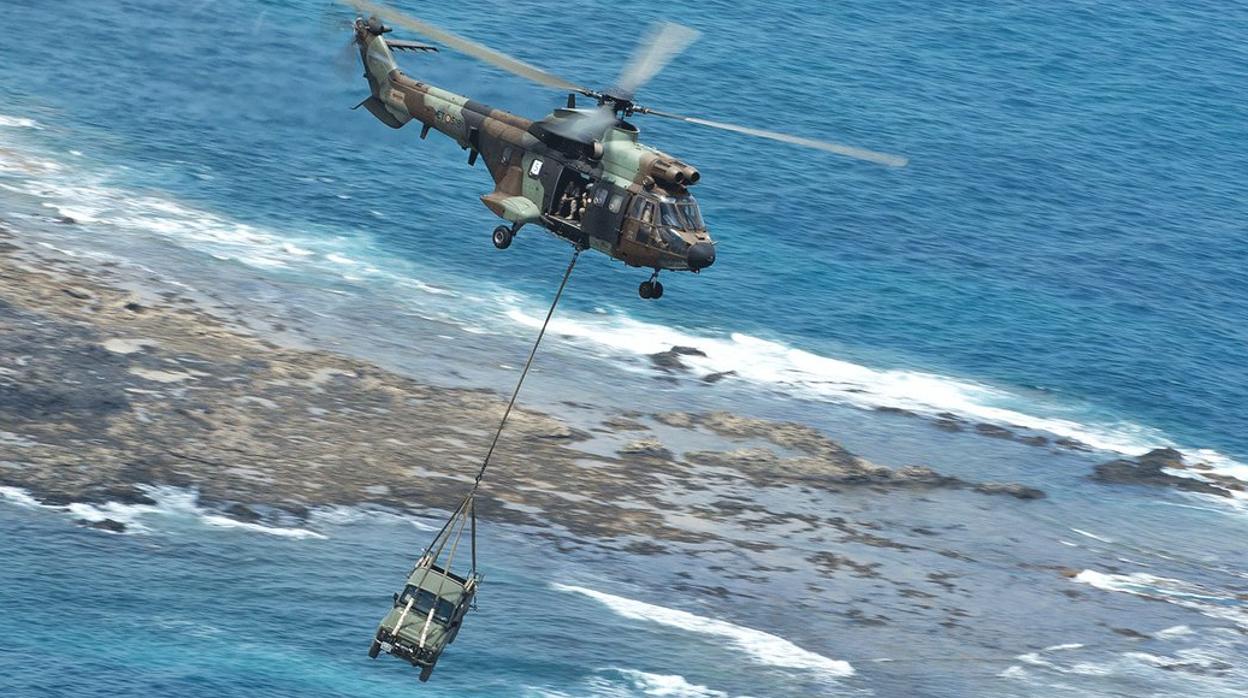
[687,242,716,271]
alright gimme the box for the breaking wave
[553,583,854,679]
[507,305,1248,494]
[1073,569,1248,630]
[0,485,326,539]
[0,115,43,129]
[199,513,327,539]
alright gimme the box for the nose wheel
[639,272,664,299]
[492,225,514,250]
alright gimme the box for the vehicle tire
[368,640,381,659]
[492,225,513,250]
[639,281,654,299]
[651,281,664,299]
[419,664,434,682]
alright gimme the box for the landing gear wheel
[651,281,664,299]
[368,640,381,658]
[639,280,655,299]
[492,225,513,250]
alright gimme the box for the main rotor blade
[343,0,589,93]
[640,108,909,167]
[614,22,701,99]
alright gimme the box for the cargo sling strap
[402,248,581,643]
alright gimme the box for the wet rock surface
[1092,447,1240,497]
[665,412,1043,499]
[647,345,707,372]
[78,518,126,533]
[0,225,1058,627]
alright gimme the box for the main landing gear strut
[639,270,664,300]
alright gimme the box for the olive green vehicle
[369,555,478,682]
[344,1,906,299]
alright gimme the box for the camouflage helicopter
[342,0,907,299]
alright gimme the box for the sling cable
[366,248,581,681]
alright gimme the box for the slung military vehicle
[344,1,907,298]
[370,554,479,682]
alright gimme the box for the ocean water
[2,0,1247,695]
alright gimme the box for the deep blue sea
[2,1,1247,696]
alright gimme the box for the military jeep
[368,558,479,682]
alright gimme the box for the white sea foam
[1074,570,1248,630]
[609,669,728,697]
[1016,651,1111,676]
[200,514,327,539]
[554,583,854,678]
[1070,528,1115,544]
[1155,625,1194,639]
[0,484,330,539]
[67,499,164,532]
[504,305,1248,491]
[1006,633,1246,690]
[0,486,42,508]
[0,114,43,129]
[325,252,358,266]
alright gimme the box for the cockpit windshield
[679,197,704,229]
[659,196,704,231]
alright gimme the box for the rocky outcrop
[666,412,1044,499]
[0,224,1046,570]
[973,482,1046,500]
[648,345,707,372]
[78,518,126,533]
[618,438,673,461]
[1092,448,1240,498]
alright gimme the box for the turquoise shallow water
[2,0,1247,695]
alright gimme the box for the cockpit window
[678,197,704,229]
[660,203,682,228]
[657,197,704,230]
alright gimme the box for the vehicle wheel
[639,281,654,299]
[368,640,381,658]
[651,281,664,299]
[419,664,434,682]
[492,225,513,250]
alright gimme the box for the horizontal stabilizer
[481,192,541,224]
[386,39,438,53]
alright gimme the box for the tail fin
[352,96,405,129]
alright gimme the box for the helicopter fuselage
[355,30,716,279]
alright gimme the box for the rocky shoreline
[0,222,1049,546]
[9,218,1248,663]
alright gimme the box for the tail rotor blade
[640,108,909,167]
[335,37,361,79]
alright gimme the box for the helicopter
[342,0,907,299]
